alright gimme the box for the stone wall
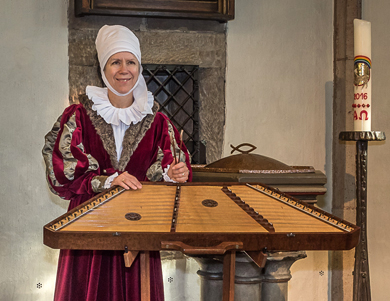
[68,1,227,163]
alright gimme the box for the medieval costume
[43,25,192,301]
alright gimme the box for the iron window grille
[142,64,203,164]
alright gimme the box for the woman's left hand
[167,159,189,183]
[111,171,142,190]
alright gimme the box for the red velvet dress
[43,95,192,301]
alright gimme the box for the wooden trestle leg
[223,250,236,301]
[123,249,150,301]
[140,251,151,301]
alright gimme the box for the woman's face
[104,51,139,95]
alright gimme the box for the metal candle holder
[339,131,386,301]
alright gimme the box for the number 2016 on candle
[354,93,368,100]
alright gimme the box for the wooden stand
[159,241,262,301]
[123,250,152,301]
[222,251,236,301]
[340,131,386,301]
[140,252,150,301]
[123,242,260,301]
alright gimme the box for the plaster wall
[0,0,69,300]
[361,2,390,300]
[225,1,333,300]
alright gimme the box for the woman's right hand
[111,171,142,190]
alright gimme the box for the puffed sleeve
[146,115,192,182]
[42,105,108,200]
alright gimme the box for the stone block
[69,65,103,104]
[68,29,98,66]
[198,68,225,163]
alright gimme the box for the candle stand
[339,131,385,301]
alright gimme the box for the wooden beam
[140,251,150,301]
[222,250,236,301]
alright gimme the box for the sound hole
[125,212,142,221]
[202,199,218,207]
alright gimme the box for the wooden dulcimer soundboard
[44,182,359,301]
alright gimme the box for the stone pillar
[261,251,307,301]
[234,254,263,300]
[194,253,262,301]
[196,256,224,301]
[194,251,306,301]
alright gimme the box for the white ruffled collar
[86,86,154,126]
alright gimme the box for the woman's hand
[111,171,142,190]
[167,159,189,183]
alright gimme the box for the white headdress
[95,25,152,115]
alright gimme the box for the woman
[43,25,192,301]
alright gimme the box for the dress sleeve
[146,116,192,182]
[42,106,108,200]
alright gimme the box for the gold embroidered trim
[76,143,99,173]
[146,147,164,182]
[91,175,108,193]
[42,115,63,192]
[60,114,78,180]
[58,113,100,181]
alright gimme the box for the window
[143,65,204,164]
